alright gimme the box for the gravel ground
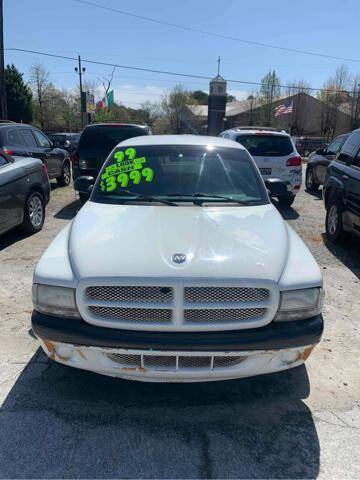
[0,172,359,479]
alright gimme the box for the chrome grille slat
[184,308,266,323]
[89,306,172,323]
[184,286,269,303]
[86,286,173,303]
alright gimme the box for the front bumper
[32,311,323,382]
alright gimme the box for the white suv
[31,135,323,382]
[220,127,302,208]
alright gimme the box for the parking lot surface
[0,174,359,479]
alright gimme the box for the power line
[73,0,360,64]
[6,47,356,95]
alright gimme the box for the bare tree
[30,63,51,129]
[162,85,200,134]
[317,65,350,138]
[348,74,360,129]
[100,66,116,97]
[139,101,161,127]
[284,80,311,98]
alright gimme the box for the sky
[5,0,360,107]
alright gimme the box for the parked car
[306,133,349,191]
[323,128,360,243]
[293,136,327,157]
[0,122,71,187]
[72,123,151,201]
[0,151,50,236]
[220,127,302,207]
[32,135,324,383]
[48,132,81,155]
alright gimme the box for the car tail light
[3,148,13,155]
[41,162,48,174]
[71,150,79,165]
[286,156,302,166]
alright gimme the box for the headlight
[32,284,80,318]
[274,287,324,322]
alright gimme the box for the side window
[354,148,360,168]
[33,130,51,148]
[0,154,8,167]
[327,137,343,155]
[337,152,353,164]
[21,129,37,147]
[7,129,25,146]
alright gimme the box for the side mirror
[74,176,95,194]
[64,140,71,148]
[315,148,325,155]
[265,178,288,197]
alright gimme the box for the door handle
[342,175,349,180]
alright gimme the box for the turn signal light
[286,156,302,166]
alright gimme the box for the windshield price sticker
[100,147,154,192]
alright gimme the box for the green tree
[191,90,208,105]
[5,64,32,122]
[259,70,281,125]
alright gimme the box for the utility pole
[0,0,7,120]
[75,54,85,128]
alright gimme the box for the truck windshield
[92,144,269,205]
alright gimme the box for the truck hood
[68,201,289,282]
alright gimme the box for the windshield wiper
[114,190,177,206]
[167,192,251,205]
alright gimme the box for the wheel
[278,193,296,208]
[79,192,89,204]
[305,168,319,192]
[325,195,348,243]
[57,161,71,187]
[20,192,45,233]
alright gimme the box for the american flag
[274,99,293,117]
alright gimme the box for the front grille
[184,287,269,303]
[86,286,173,303]
[184,308,266,323]
[89,306,172,323]
[107,353,141,367]
[81,282,274,331]
[144,355,176,369]
[213,356,246,369]
[178,356,211,369]
[106,353,248,371]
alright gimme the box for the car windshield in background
[78,126,146,152]
[236,134,293,157]
[92,145,268,206]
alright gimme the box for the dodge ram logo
[172,253,187,264]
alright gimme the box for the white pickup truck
[32,135,324,382]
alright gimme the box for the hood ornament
[172,253,187,264]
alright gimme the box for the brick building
[187,93,352,138]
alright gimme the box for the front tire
[278,193,296,208]
[57,161,71,187]
[21,192,45,233]
[325,195,348,243]
[305,167,319,192]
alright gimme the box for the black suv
[48,132,81,155]
[323,128,360,243]
[0,122,71,186]
[72,123,150,201]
